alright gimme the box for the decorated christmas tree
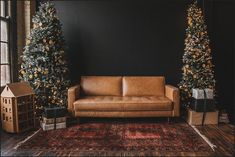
[19,2,70,109]
[178,1,216,107]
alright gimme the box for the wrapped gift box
[187,108,218,125]
[43,106,67,118]
[190,98,216,112]
[42,116,66,124]
[192,89,204,99]
[192,88,214,99]
[204,88,214,99]
[40,121,66,131]
[219,112,230,123]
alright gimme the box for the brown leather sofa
[68,76,180,118]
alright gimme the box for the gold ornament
[188,17,192,26]
[29,74,33,79]
[38,68,42,72]
[43,39,47,43]
[34,73,38,77]
[26,40,31,45]
[45,46,49,51]
[49,40,54,45]
[44,69,49,74]
[33,23,38,29]
[21,70,25,75]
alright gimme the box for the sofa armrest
[68,85,80,116]
[165,85,180,117]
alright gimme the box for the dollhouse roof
[1,82,35,98]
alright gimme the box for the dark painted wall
[49,0,234,121]
[53,0,186,83]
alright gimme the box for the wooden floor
[1,120,234,157]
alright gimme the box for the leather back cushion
[123,76,165,96]
[81,76,122,96]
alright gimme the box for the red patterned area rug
[15,122,212,156]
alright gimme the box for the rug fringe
[13,129,41,150]
[190,125,217,151]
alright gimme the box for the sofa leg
[77,118,80,124]
[167,117,170,124]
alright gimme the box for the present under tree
[178,1,216,107]
[19,2,70,109]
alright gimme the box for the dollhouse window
[17,97,20,103]
[5,99,7,104]
[3,113,5,120]
[5,108,7,112]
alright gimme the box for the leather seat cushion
[74,96,173,111]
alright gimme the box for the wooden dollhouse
[1,82,35,133]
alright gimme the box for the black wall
[50,0,234,121]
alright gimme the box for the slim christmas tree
[178,1,215,106]
[19,2,70,109]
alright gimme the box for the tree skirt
[15,122,212,156]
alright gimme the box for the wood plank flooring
[1,119,234,156]
[196,124,234,156]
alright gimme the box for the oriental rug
[14,121,213,156]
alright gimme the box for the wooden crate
[187,108,218,125]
